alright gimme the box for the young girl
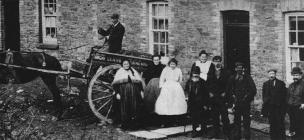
[155,58,187,126]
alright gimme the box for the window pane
[299,32,304,45]
[291,48,299,61]
[153,31,159,43]
[44,0,49,3]
[299,16,304,30]
[290,32,297,45]
[165,32,168,43]
[300,48,304,61]
[165,19,168,30]
[153,44,159,55]
[290,16,297,30]
[160,45,166,56]
[152,4,156,16]
[51,28,56,38]
[166,45,169,55]
[158,4,165,17]
[159,19,164,29]
[49,0,53,3]
[153,18,158,29]
[46,28,51,37]
[160,32,166,43]
[45,17,56,27]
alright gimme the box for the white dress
[154,67,187,115]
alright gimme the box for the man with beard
[286,67,304,138]
[208,56,231,139]
[226,62,256,140]
[262,69,287,140]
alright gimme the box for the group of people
[262,66,304,140]
[110,50,256,140]
[100,13,304,140]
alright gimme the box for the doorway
[3,0,20,51]
[223,10,250,73]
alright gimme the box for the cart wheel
[87,64,121,123]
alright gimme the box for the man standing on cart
[98,13,125,53]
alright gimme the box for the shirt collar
[113,22,119,27]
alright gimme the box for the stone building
[1,0,304,108]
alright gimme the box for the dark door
[223,11,250,73]
[3,0,20,51]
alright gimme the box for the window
[285,13,304,82]
[41,0,57,44]
[148,2,169,56]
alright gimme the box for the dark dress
[98,22,125,53]
[142,63,165,113]
[185,78,209,132]
[262,78,287,140]
[112,68,143,128]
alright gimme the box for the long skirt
[143,78,161,113]
[114,81,143,126]
[155,80,187,115]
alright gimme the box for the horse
[0,50,63,116]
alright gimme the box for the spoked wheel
[87,64,121,123]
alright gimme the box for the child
[185,66,209,137]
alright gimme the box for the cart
[0,46,153,124]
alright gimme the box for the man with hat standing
[98,13,125,53]
[286,67,304,138]
[185,66,209,137]
[262,69,287,140]
[226,62,256,140]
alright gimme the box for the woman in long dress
[143,55,165,113]
[155,58,187,126]
[112,59,145,129]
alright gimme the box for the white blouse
[159,67,183,87]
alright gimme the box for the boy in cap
[262,69,287,140]
[286,67,304,138]
[98,13,125,53]
[185,66,209,137]
[226,62,256,140]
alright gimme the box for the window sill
[37,43,59,50]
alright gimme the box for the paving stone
[128,130,167,139]
[150,125,192,136]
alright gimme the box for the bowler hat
[268,69,277,73]
[235,62,244,67]
[291,67,303,74]
[111,13,120,19]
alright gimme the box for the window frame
[41,0,58,44]
[148,1,169,57]
[285,12,304,82]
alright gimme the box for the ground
[0,76,287,140]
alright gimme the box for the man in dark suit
[208,56,231,139]
[226,62,256,140]
[286,67,304,139]
[185,66,209,138]
[262,69,287,140]
[98,13,125,53]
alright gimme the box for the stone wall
[10,0,304,110]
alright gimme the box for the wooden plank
[0,63,69,75]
